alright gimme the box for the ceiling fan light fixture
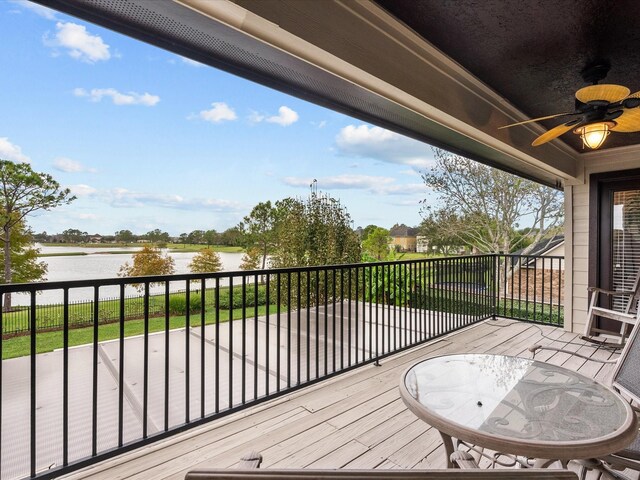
[573,121,616,149]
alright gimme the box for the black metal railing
[495,254,564,325]
[0,253,563,479]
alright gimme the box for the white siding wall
[566,149,640,333]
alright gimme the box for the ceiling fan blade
[626,91,640,99]
[531,123,576,146]
[611,108,640,132]
[498,112,577,129]
[575,84,630,103]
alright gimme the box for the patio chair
[581,270,640,346]
[530,319,640,479]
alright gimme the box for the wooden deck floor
[64,319,627,480]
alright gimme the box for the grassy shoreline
[37,243,244,257]
[2,304,279,360]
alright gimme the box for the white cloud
[198,102,237,123]
[248,111,265,123]
[11,0,57,19]
[68,184,97,197]
[44,22,111,63]
[249,106,299,126]
[266,106,299,126]
[106,188,242,212]
[0,137,30,163]
[335,125,433,169]
[181,56,204,67]
[283,174,424,196]
[64,184,241,212]
[74,213,99,220]
[53,157,97,173]
[73,87,160,106]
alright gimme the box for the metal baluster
[241,276,246,405]
[164,281,170,431]
[201,278,206,417]
[215,278,220,411]
[143,283,149,438]
[265,273,270,395]
[276,273,281,392]
[92,286,99,452]
[30,291,36,478]
[185,281,191,423]
[228,277,233,409]
[253,275,258,401]
[118,284,125,447]
[62,289,69,465]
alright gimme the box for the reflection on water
[14,246,244,305]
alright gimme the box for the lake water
[12,246,245,306]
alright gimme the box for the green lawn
[395,252,434,260]
[167,244,244,253]
[2,304,280,359]
[2,284,272,335]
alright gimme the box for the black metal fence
[0,254,563,479]
[1,285,277,335]
[495,254,564,326]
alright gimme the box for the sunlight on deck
[65,319,625,479]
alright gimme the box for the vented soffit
[35,0,569,188]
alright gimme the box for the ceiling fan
[500,61,640,149]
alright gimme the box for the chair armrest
[588,287,636,296]
[528,344,618,363]
[450,451,480,469]
[238,451,263,469]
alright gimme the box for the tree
[145,228,170,244]
[361,224,380,242]
[421,149,563,254]
[62,228,88,243]
[239,247,261,271]
[362,227,391,260]
[188,248,223,273]
[270,192,361,268]
[219,227,242,246]
[204,229,219,246]
[0,221,47,284]
[115,229,135,243]
[239,201,277,270]
[118,245,175,288]
[268,191,361,307]
[0,160,74,309]
[187,229,205,245]
[419,209,467,255]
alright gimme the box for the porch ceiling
[376,0,640,153]
[36,0,640,187]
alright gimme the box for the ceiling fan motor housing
[581,60,611,85]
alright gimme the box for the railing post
[492,254,498,319]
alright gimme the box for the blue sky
[0,0,435,236]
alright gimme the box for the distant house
[389,224,419,252]
[416,235,429,253]
[513,235,565,271]
[509,235,565,304]
[89,234,103,243]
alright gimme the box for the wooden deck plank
[344,419,430,469]
[66,319,630,480]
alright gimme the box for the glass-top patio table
[399,354,638,468]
